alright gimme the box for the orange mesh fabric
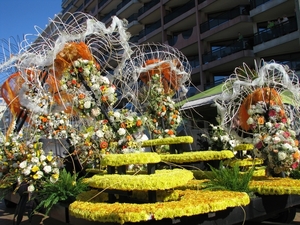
[139,59,182,95]
[239,87,284,131]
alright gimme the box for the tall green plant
[203,162,254,196]
[34,169,89,215]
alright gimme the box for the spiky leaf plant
[34,169,89,215]
[203,161,254,196]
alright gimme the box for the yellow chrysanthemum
[141,136,193,147]
[31,165,40,173]
[69,190,250,224]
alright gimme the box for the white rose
[91,108,101,117]
[95,130,104,138]
[40,155,46,162]
[212,136,218,141]
[278,151,287,161]
[100,76,110,84]
[74,60,80,67]
[27,184,35,193]
[117,128,126,136]
[83,68,90,76]
[43,165,52,174]
[31,157,39,164]
[246,117,254,125]
[113,111,121,119]
[23,168,31,176]
[282,143,292,151]
[35,171,44,179]
[84,101,92,109]
[19,161,27,169]
[265,122,272,128]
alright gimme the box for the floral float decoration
[215,61,300,176]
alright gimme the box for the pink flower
[292,162,299,169]
[281,117,287,123]
[283,131,290,138]
[268,110,276,117]
[255,141,263,149]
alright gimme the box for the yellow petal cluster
[249,177,300,195]
[85,169,193,191]
[223,158,264,167]
[100,152,161,166]
[233,144,254,151]
[160,150,234,163]
[141,136,193,147]
[69,190,250,224]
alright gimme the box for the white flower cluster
[60,58,117,119]
[18,143,60,192]
[31,111,71,139]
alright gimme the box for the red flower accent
[78,67,83,73]
[283,131,290,138]
[268,109,276,117]
[281,117,287,123]
[100,141,108,149]
[292,161,299,169]
[255,141,263,149]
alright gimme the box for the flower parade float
[1,12,300,225]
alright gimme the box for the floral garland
[160,150,234,164]
[100,152,161,167]
[69,189,250,224]
[84,169,193,191]
[249,177,300,195]
[30,111,71,139]
[139,74,182,141]
[247,101,299,174]
[202,119,239,150]
[0,128,61,192]
[141,136,193,147]
[60,58,117,119]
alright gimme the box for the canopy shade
[179,84,296,111]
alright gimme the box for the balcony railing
[138,0,160,16]
[202,38,251,64]
[139,19,161,37]
[84,0,92,6]
[98,0,109,10]
[167,28,193,46]
[117,0,132,11]
[127,13,139,24]
[164,0,195,24]
[250,0,271,9]
[253,17,297,45]
[200,5,250,33]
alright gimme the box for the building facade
[61,0,300,95]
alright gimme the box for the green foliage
[290,169,300,179]
[203,161,254,195]
[34,169,89,215]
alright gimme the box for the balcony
[202,39,252,64]
[250,0,271,9]
[253,18,297,45]
[200,5,250,33]
[138,0,159,16]
[139,19,161,37]
[164,0,195,24]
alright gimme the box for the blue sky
[0,1,62,42]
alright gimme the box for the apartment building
[60,0,300,95]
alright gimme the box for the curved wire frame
[215,59,300,137]
[116,43,192,112]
